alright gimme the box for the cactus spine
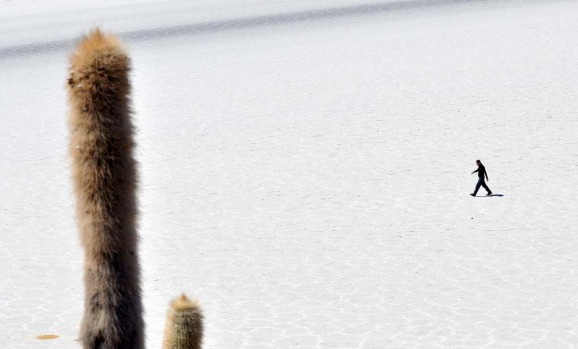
[163,294,204,349]
[68,29,143,349]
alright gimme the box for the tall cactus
[68,28,203,349]
[68,29,143,349]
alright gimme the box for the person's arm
[471,168,479,174]
[485,170,489,181]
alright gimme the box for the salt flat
[1,0,577,348]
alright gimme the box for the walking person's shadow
[477,194,504,197]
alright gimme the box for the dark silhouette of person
[471,160,492,196]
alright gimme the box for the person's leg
[481,180,492,195]
[473,179,482,196]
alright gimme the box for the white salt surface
[1,0,578,348]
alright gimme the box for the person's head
[476,159,481,165]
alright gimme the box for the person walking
[471,160,492,196]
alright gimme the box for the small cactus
[163,294,204,349]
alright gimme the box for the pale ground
[1,0,578,348]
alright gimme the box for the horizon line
[0,0,480,59]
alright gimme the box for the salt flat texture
[1,0,578,348]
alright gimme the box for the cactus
[163,294,204,349]
[68,28,203,349]
[68,29,143,349]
